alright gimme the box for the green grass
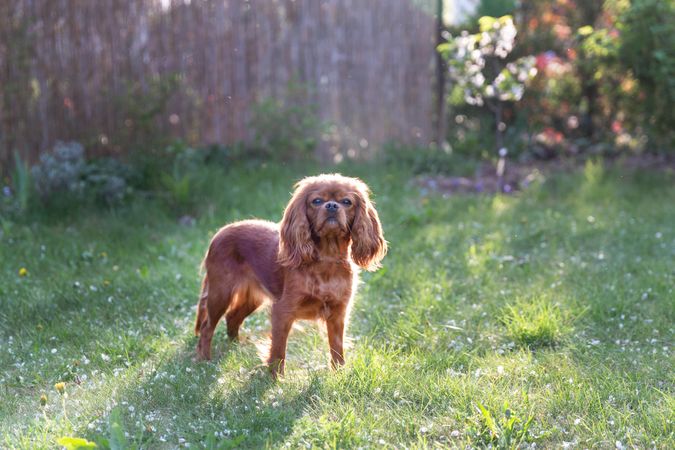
[501,298,573,349]
[1,161,673,448]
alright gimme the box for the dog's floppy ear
[278,182,316,268]
[351,186,387,271]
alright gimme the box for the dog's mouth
[320,216,343,232]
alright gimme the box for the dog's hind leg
[194,275,209,336]
[225,283,265,340]
[196,278,235,360]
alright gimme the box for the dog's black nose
[325,201,339,212]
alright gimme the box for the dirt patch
[414,154,674,196]
[414,164,545,195]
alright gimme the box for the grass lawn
[0,161,673,449]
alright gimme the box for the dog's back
[206,220,284,298]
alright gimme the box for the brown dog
[194,174,387,376]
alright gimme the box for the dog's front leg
[326,304,347,368]
[268,302,295,378]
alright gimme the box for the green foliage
[249,83,324,161]
[29,141,133,214]
[4,139,238,220]
[475,0,516,20]
[460,0,674,156]
[159,169,192,211]
[472,401,533,449]
[113,74,181,154]
[619,0,675,144]
[501,299,572,349]
[7,151,33,212]
[82,158,134,206]
[56,437,97,450]
[154,141,230,215]
[477,15,510,33]
[203,433,246,450]
[108,408,132,450]
[380,143,479,176]
[31,141,87,202]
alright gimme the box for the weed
[501,299,572,349]
[472,401,534,449]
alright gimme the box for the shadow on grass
[78,329,318,448]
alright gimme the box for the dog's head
[278,174,387,271]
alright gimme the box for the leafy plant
[83,158,134,205]
[108,407,133,450]
[56,437,97,450]
[114,74,181,154]
[475,0,516,19]
[501,299,572,349]
[249,82,324,160]
[203,433,246,450]
[618,0,675,148]
[30,141,133,211]
[156,142,209,213]
[160,169,193,211]
[472,401,534,449]
[1,150,33,217]
[12,150,32,212]
[31,141,87,202]
[380,143,478,176]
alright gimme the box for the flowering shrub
[507,0,673,154]
[439,16,537,158]
[439,16,537,109]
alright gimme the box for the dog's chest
[297,264,353,317]
[312,275,351,302]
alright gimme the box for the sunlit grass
[501,298,573,349]
[0,162,673,448]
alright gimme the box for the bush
[30,141,133,210]
[144,140,233,216]
[32,141,87,201]
[439,15,537,158]
[380,143,479,176]
[19,139,233,218]
[113,74,181,154]
[82,158,134,205]
[249,83,324,161]
[619,0,675,147]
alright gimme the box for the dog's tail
[194,274,208,336]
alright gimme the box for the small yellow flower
[36,324,43,331]
[18,267,28,277]
[103,280,111,286]
[40,394,48,406]
[100,252,108,258]
[54,382,66,394]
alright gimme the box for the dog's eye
[341,199,352,206]
[312,198,323,205]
